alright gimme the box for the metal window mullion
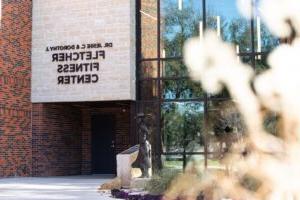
[156,0,163,169]
[250,0,256,68]
[202,0,209,169]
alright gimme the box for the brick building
[1,0,273,177]
[0,0,137,177]
[0,0,32,177]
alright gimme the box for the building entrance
[91,115,116,174]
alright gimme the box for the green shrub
[145,169,181,195]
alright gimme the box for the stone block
[117,145,142,188]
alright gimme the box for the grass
[163,158,224,170]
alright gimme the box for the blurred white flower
[237,0,300,37]
[236,0,252,19]
[260,0,292,38]
[178,1,300,199]
[255,42,300,112]
[184,31,265,135]
[183,31,252,94]
[255,39,300,139]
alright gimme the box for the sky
[207,0,241,19]
[164,0,243,19]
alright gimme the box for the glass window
[255,52,270,73]
[206,159,225,170]
[161,60,188,78]
[141,0,158,59]
[161,102,205,153]
[253,0,279,52]
[162,154,184,170]
[240,55,253,65]
[139,61,158,79]
[263,112,278,136]
[207,99,245,155]
[138,0,279,171]
[139,80,159,100]
[254,16,280,52]
[161,0,202,57]
[162,79,203,100]
[206,0,251,52]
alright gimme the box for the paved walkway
[0,175,116,200]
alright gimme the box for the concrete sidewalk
[0,175,116,200]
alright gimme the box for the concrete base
[117,146,153,188]
[117,145,141,188]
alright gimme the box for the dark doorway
[91,115,116,174]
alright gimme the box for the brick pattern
[32,104,82,176]
[81,104,132,175]
[0,0,32,177]
[141,0,158,59]
[32,102,132,176]
[0,0,135,177]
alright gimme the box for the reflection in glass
[206,159,225,170]
[139,61,158,79]
[206,0,251,52]
[162,79,203,99]
[161,102,204,153]
[255,53,270,73]
[207,100,245,159]
[240,56,252,65]
[161,60,188,78]
[162,154,183,170]
[138,0,279,171]
[161,0,202,57]
[139,80,159,100]
[141,0,158,59]
[254,16,280,52]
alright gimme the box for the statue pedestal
[130,177,151,189]
[117,145,141,188]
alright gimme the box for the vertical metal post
[250,0,256,68]
[134,0,141,145]
[156,0,163,170]
[136,0,141,100]
[202,0,208,169]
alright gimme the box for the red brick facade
[32,102,133,177]
[80,103,134,175]
[0,0,135,177]
[0,0,32,177]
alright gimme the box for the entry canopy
[31,0,136,103]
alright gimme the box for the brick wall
[141,0,158,59]
[32,102,132,176]
[32,104,82,176]
[81,103,132,174]
[0,0,135,177]
[0,0,32,177]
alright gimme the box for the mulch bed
[111,189,162,200]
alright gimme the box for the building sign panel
[32,0,136,102]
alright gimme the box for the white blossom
[237,0,300,38]
[236,0,252,19]
[260,0,292,38]
[177,0,300,199]
[255,39,300,140]
[184,31,264,136]
[183,31,252,94]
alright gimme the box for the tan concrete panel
[32,0,136,102]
